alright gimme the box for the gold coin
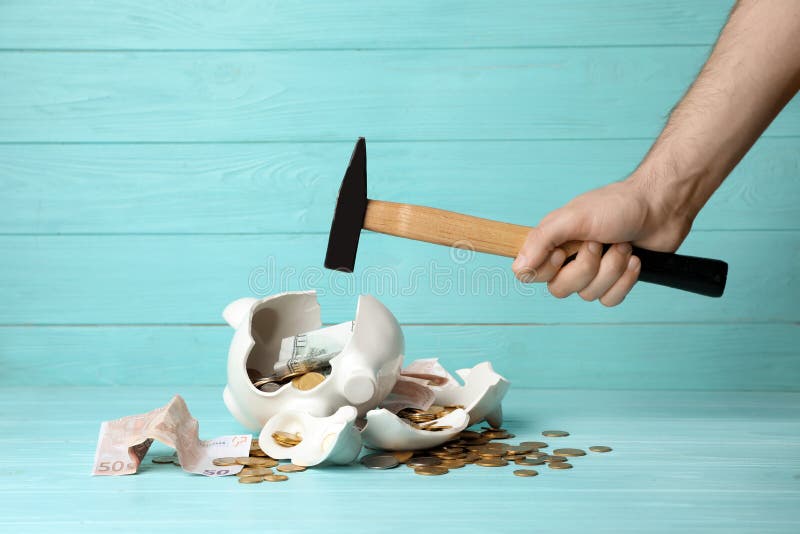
[238,475,263,484]
[459,431,483,441]
[542,430,569,438]
[553,448,586,457]
[263,474,289,482]
[238,467,273,477]
[476,458,509,467]
[506,445,536,455]
[513,469,538,477]
[547,462,572,469]
[234,456,255,465]
[544,455,567,463]
[249,448,268,457]
[276,463,306,473]
[548,462,573,470]
[414,466,449,476]
[250,439,260,450]
[391,451,414,463]
[272,431,302,447]
[439,459,466,469]
[520,441,548,449]
[246,457,278,467]
[291,372,326,391]
[589,446,612,453]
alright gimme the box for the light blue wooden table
[0,1,798,532]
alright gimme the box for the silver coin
[152,456,177,464]
[360,453,400,470]
[258,382,281,393]
[406,456,442,468]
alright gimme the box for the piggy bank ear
[223,298,257,328]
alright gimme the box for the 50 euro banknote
[92,395,251,477]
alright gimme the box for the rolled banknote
[92,395,251,476]
[272,321,354,378]
[401,358,457,387]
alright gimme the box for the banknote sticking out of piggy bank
[222,291,404,431]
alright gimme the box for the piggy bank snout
[341,370,377,405]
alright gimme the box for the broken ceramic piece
[259,406,362,466]
[360,407,469,451]
[422,360,510,427]
[222,291,404,430]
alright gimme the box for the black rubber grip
[564,245,728,298]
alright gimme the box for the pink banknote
[92,395,251,476]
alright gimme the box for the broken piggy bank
[222,291,404,432]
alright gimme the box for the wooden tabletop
[2,386,797,533]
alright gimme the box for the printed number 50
[203,469,230,476]
[97,461,129,472]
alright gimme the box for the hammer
[325,138,728,297]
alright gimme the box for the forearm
[632,0,800,223]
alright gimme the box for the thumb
[513,209,584,272]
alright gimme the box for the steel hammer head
[324,137,368,272]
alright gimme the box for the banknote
[92,395,251,476]
[401,358,457,387]
[380,375,436,413]
[273,321,354,377]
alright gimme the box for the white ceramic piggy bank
[222,291,404,431]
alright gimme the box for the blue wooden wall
[1,0,798,391]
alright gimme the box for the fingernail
[588,241,601,254]
[618,242,632,254]
[519,269,537,283]
[627,256,640,271]
[550,249,565,266]
[512,254,528,270]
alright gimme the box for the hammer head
[324,137,368,272]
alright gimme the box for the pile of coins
[153,427,612,484]
[395,405,463,431]
[250,366,331,393]
[360,427,612,477]
[212,438,308,484]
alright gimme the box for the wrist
[627,146,710,228]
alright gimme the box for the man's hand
[511,175,692,306]
[512,0,800,306]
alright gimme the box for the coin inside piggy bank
[222,291,404,431]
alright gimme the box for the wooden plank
[0,387,798,533]
[1,324,797,390]
[1,49,797,142]
[1,137,797,234]
[0,1,734,50]
[0,231,795,324]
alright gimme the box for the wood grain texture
[2,49,798,142]
[1,324,797,390]
[0,386,797,533]
[0,231,795,325]
[1,138,796,234]
[364,200,533,257]
[0,0,733,50]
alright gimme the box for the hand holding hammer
[325,138,727,299]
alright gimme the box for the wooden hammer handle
[363,200,728,297]
[365,199,575,256]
